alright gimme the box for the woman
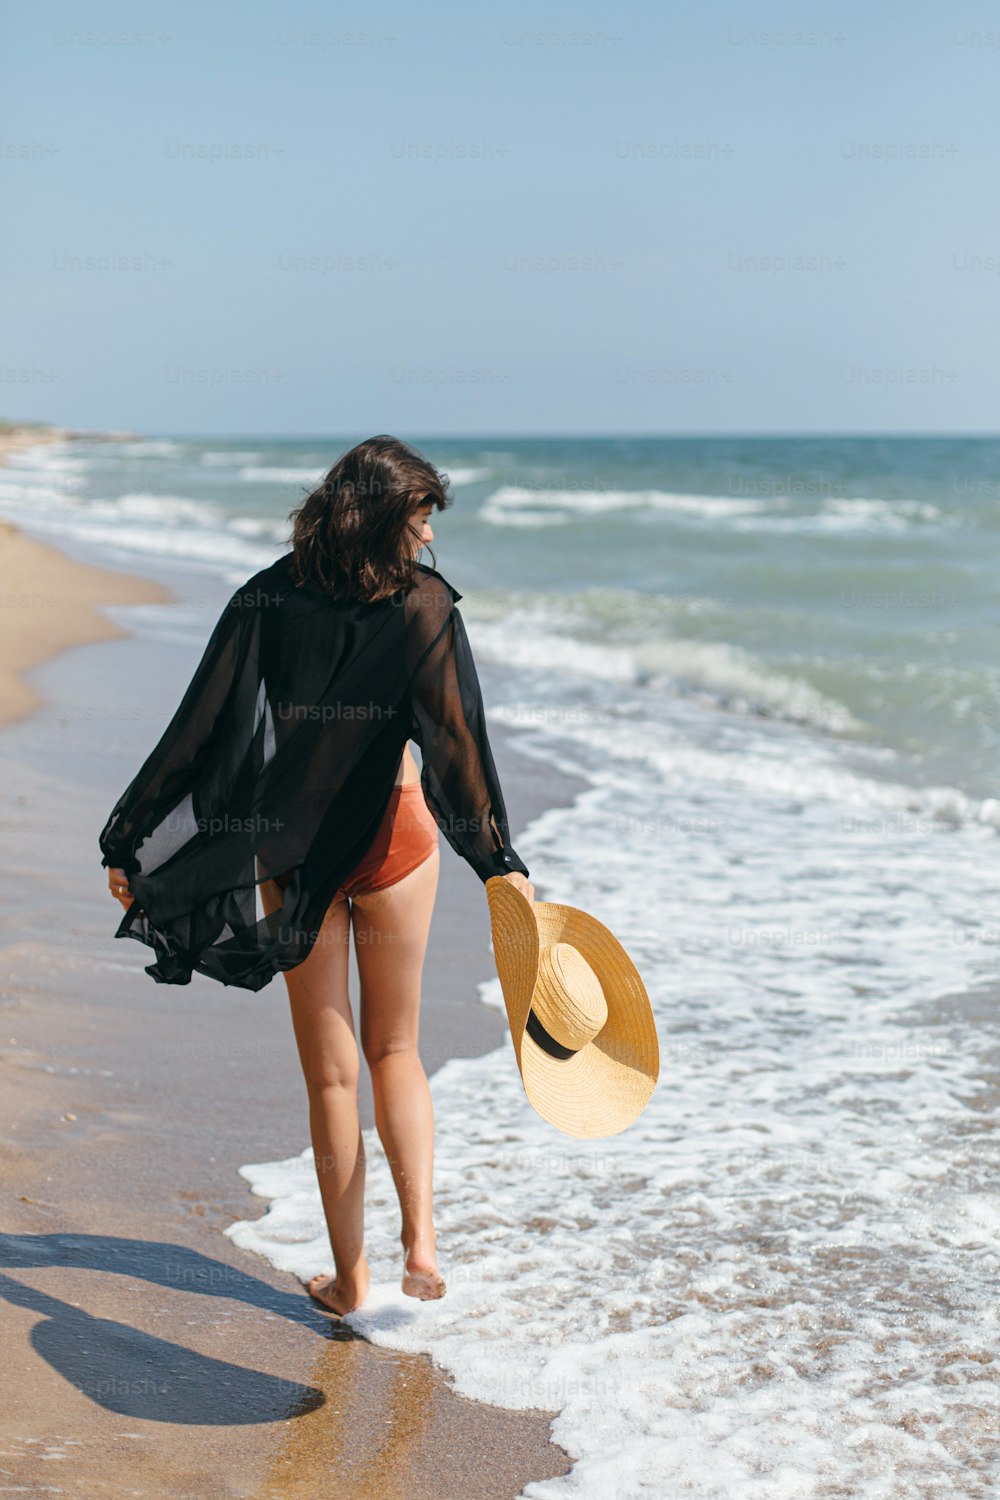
[101,435,535,1317]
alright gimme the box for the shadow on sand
[0,1231,358,1424]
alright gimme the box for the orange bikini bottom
[271,784,439,901]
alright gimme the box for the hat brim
[486,878,659,1139]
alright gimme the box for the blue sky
[2,0,998,435]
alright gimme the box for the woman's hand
[107,867,135,911]
[503,871,534,903]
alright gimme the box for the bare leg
[351,845,445,1298]
[259,875,370,1315]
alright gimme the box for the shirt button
[503,854,512,863]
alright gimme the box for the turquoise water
[3,432,998,798]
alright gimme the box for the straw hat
[485,876,659,1138]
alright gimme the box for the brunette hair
[287,435,453,600]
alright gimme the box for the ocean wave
[478,485,947,534]
[0,478,84,505]
[8,515,276,572]
[0,471,275,572]
[443,466,492,485]
[468,615,866,736]
[119,440,185,457]
[479,486,769,525]
[481,509,571,528]
[5,448,89,483]
[731,495,945,534]
[507,702,999,828]
[76,492,227,525]
[200,450,264,466]
[237,465,326,484]
[230,516,288,542]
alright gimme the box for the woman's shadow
[0,1232,356,1424]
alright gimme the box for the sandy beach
[0,425,171,727]
[0,436,583,1495]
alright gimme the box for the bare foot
[402,1239,446,1300]
[307,1263,370,1316]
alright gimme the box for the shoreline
[0,425,172,728]
[0,521,174,729]
[0,434,584,1496]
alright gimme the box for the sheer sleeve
[98,592,253,875]
[407,586,530,884]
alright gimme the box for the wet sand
[0,509,584,1495]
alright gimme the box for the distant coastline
[0,418,140,463]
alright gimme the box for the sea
[2,433,998,1496]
